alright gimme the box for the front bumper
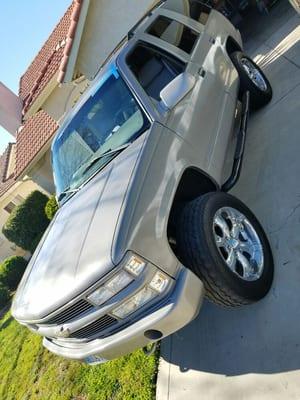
[43,266,204,362]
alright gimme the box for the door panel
[166,32,231,178]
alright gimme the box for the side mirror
[160,72,196,110]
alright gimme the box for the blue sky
[0,0,72,153]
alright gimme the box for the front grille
[69,315,118,339]
[44,299,94,325]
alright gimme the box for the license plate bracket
[84,354,108,365]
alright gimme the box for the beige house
[0,144,47,260]
[0,0,157,261]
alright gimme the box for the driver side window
[126,44,185,103]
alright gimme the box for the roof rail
[127,0,167,39]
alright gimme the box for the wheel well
[167,168,218,248]
[226,36,242,57]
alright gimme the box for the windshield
[52,66,149,201]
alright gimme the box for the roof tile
[0,1,83,198]
[15,111,58,178]
[58,0,83,84]
[19,1,76,113]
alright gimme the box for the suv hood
[12,137,145,322]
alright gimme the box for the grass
[0,311,159,400]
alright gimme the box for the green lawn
[0,311,158,400]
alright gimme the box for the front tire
[177,192,274,307]
[231,51,273,110]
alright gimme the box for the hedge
[0,256,28,291]
[30,232,45,254]
[2,191,49,252]
[0,284,10,309]
[45,195,58,220]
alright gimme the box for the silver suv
[12,0,274,365]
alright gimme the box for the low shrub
[0,256,28,291]
[2,191,49,252]
[45,195,58,220]
[30,232,44,254]
[0,284,10,309]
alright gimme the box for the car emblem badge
[56,326,70,338]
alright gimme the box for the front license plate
[84,355,108,365]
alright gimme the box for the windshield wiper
[58,143,131,203]
[82,142,131,175]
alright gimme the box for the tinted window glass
[127,45,185,101]
[52,67,148,200]
[147,16,199,54]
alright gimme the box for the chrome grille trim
[43,299,94,325]
[69,315,118,339]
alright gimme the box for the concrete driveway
[157,4,300,400]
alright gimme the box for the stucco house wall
[29,150,55,194]
[75,0,159,80]
[42,77,89,123]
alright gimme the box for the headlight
[124,255,146,276]
[112,287,157,319]
[87,270,133,306]
[112,272,170,319]
[87,254,145,306]
[149,271,169,293]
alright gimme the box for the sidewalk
[157,6,300,400]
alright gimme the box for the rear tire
[231,51,273,110]
[177,192,274,307]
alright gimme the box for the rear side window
[127,44,185,102]
[188,1,211,25]
[147,16,199,54]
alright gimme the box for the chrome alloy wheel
[213,207,264,281]
[241,58,268,92]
